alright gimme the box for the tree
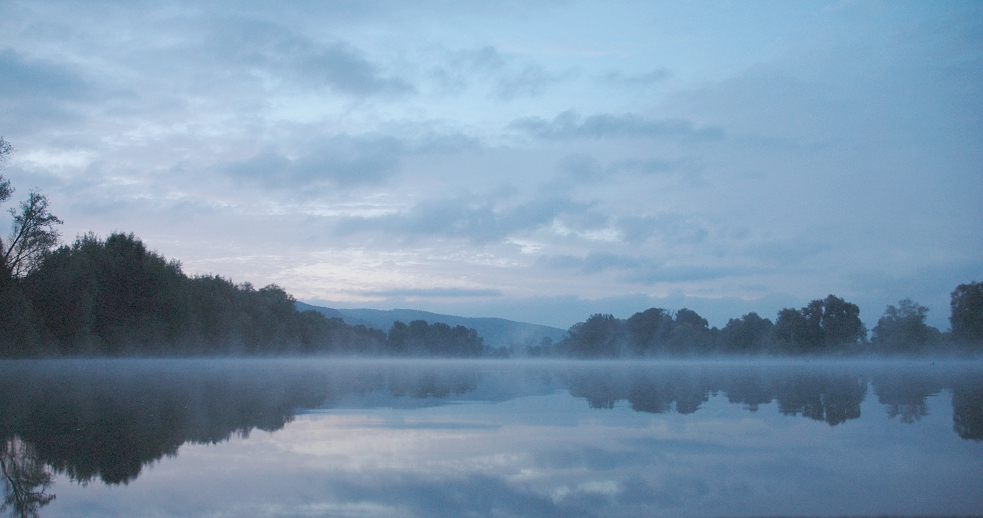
[3,192,63,278]
[950,281,983,347]
[720,312,774,354]
[871,298,939,354]
[562,314,624,357]
[774,295,866,354]
[0,138,63,279]
[625,308,672,355]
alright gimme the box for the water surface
[1,359,981,517]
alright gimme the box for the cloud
[0,48,95,132]
[603,68,672,86]
[197,18,413,98]
[336,194,595,243]
[616,214,708,245]
[510,110,725,140]
[555,154,604,181]
[434,46,570,100]
[553,155,678,186]
[224,134,403,188]
[0,49,91,101]
[353,288,503,298]
[298,42,415,97]
[540,252,742,283]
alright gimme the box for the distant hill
[295,303,566,349]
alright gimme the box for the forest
[540,285,982,358]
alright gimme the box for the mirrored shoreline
[2,359,981,517]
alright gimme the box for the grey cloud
[556,154,604,181]
[299,42,414,96]
[510,110,725,140]
[225,134,402,187]
[435,46,569,100]
[199,18,413,98]
[493,63,568,100]
[617,214,708,245]
[540,252,743,283]
[609,158,675,175]
[355,288,503,298]
[0,49,95,132]
[0,49,91,101]
[748,236,832,268]
[553,155,677,186]
[603,68,672,86]
[337,195,593,242]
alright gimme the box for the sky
[0,0,980,330]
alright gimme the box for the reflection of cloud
[34,363,983,517]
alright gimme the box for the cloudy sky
[0,0,980,329]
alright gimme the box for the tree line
[0,231,486,357]
[534,286,983,358]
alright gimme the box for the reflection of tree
[952,380,983,441]
[565,370,710,414]
[1,437,55,518]
[871,373,941,424]
[773,374,867,426]
[566,367,871,425]
[0,361,485,487]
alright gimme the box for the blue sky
[0,0,980,329]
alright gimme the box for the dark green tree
[668,308,712,355]
[871,298,939,354]
[720,312,774,354]
[774,295,866,354]
[24,233,189,354]
[950,281,983,348]
[561,314,624,357]
[625,308,672,355]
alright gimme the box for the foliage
[871,299,939,354]
[950,281,983,348]
[774,295,866,354]
[387,320,483,357]
[720,312,774,354]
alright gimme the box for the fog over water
[1,358,981,517]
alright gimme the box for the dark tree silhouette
[561,314,625,357]
[774,295,866,354]
[720,312,773,354]
[871,299,939,354]
[625,308,673,355]
[950,281,983,348]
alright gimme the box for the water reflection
[0,359,980,517]
[1,438,55,518]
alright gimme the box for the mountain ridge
[294,302,566,348]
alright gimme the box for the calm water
[1,359,981,518]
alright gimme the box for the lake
[1,359,981,517]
